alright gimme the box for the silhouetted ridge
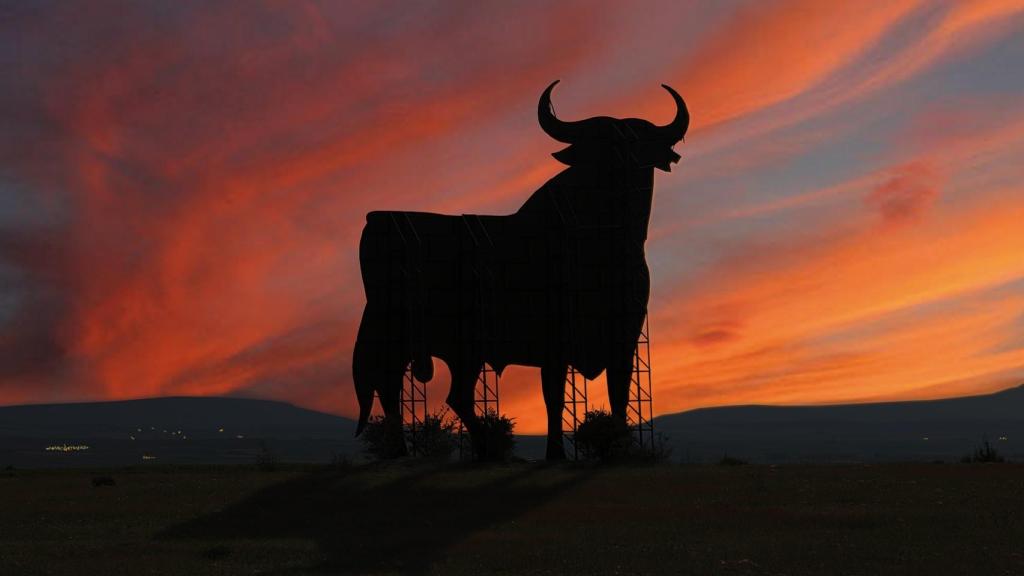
[0,396,355,439]
[654,384,1024,462]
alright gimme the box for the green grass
[1,462,1023,574]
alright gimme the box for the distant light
[45,444,89,453]
[129,435,135,441]
[218,428,224,433]
[137,428,142,432]
[182,436,187,440]
[922,437,929,441]
[142,454,157,461]
[236,434,245,439]
[999,436,1008,441]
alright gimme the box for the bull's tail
[352,332,375,437]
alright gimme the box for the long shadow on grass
[159,462,592,574]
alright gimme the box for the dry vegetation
[1,462,1023,575]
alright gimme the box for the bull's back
[357,209,643,374]
[359,210,529,301]
[361,211,450,299]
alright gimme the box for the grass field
[1,462,1022,575]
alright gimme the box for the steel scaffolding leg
[627,316,654,449]
[561,314,654,458]
[400,365,427,456]
[475,364,500,417]
[458,364,502,459]
[562,366,589,459]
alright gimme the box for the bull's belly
[419,296,641,378]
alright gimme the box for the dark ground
[1,462,1022,575]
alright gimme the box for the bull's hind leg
[446,360,484,460]
[541,364,568,460]
[606,339,636,423]
[352,306,409,457]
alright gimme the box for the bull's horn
[657,84,689,141]
[538,80,582,143]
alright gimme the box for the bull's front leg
[606,338,637,424]
[541,364,567,460]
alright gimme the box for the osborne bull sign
[353,81,688,459]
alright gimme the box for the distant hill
[0,396,355,440]
[0,397,358,468]
[3,386,1023,467]
[654,384,1024,463]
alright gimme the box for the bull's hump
[365,210,398,223]
[365,210,437,223]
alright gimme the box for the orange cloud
[651,191,1024,415]
[668,0,1024,168]
[674,0,924,129]
[863,162,940,226]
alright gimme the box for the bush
[410,411,459,460]
[962,436,1005,463]
[636,432,674,464]
[360,415,407,459]
[469,411,516,462]
[329,452,354,471]
[256,440,279,471]
[574,410,631,461]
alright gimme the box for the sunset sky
[2,1,1024,433]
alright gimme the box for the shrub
[329,452,354,470]
[963,436,1005,463]
[410,411,459,460]
[718,455,748,466]
[636,431,674,464]
[360,415,407,459]
[472,411,516,462]
[256,440,279,471]
[574,410,631,461]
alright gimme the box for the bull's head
[538,80,688,171]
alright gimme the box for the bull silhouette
[353,81,688,459]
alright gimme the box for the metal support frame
[560,314,654,458]
[458,363,502,460]
[400,366,428,456]
[475,363,500,417]
[562,366,589,459]
[627,316,654,449]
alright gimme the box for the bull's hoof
[472,442,488,462]
[545,446,566,461]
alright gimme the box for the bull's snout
[656,150,682,172]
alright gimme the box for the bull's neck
[540,164,654,243]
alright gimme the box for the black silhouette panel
[353,81,688,459]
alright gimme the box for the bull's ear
[551,142,608,166]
